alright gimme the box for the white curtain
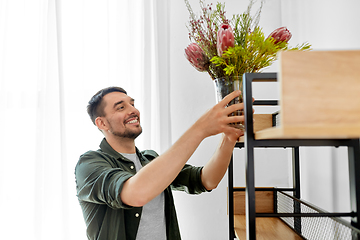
[0,0,170,239]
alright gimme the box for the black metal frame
[227,72,360,239]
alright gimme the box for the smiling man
[75,86,245,240]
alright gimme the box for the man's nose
[128,104,139,115]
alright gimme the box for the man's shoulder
[76,149,115,167]
[140,149,159,161]
[80,148,108,159]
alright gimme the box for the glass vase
[214,76,244,130]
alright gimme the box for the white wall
[168,0,360,239]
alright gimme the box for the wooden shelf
[238,114,273,142]
[277,50,360,139]
[254,126,360,140]
[230,188,303,239]
[239,125,360,142]
[231,188,274,215]
[239,50,360,141]
[234,215,303,240]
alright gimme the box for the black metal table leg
[228,156,236,239]
[348,139,360,240]
[292,147,301,234]
[243,74,257,239]
[245,139,256,239]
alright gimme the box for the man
[75,86,245,240]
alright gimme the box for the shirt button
[130,166,134,170]
[135,213,140,218]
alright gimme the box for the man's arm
[200,132,239,190]
[201,97,254,190]
[120,90,244,207]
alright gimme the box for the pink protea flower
[185,43,210,72]
[217,24,235,57]
[268,27,292,44]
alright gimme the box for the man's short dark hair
[87,86,127,125]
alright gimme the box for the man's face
[100,92,142,139]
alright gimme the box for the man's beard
[109,124,143,139]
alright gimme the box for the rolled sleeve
[75,151,134,209]
[171,164,210,194]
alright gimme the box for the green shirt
[75,138,208,240]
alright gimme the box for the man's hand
[200,92,255,190]
[193,90,245,140]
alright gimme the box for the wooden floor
[234,215,304,240]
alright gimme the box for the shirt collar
[99,138,146,163]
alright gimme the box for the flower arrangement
[184,0,311,80]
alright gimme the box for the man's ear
[95,117,108,131]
